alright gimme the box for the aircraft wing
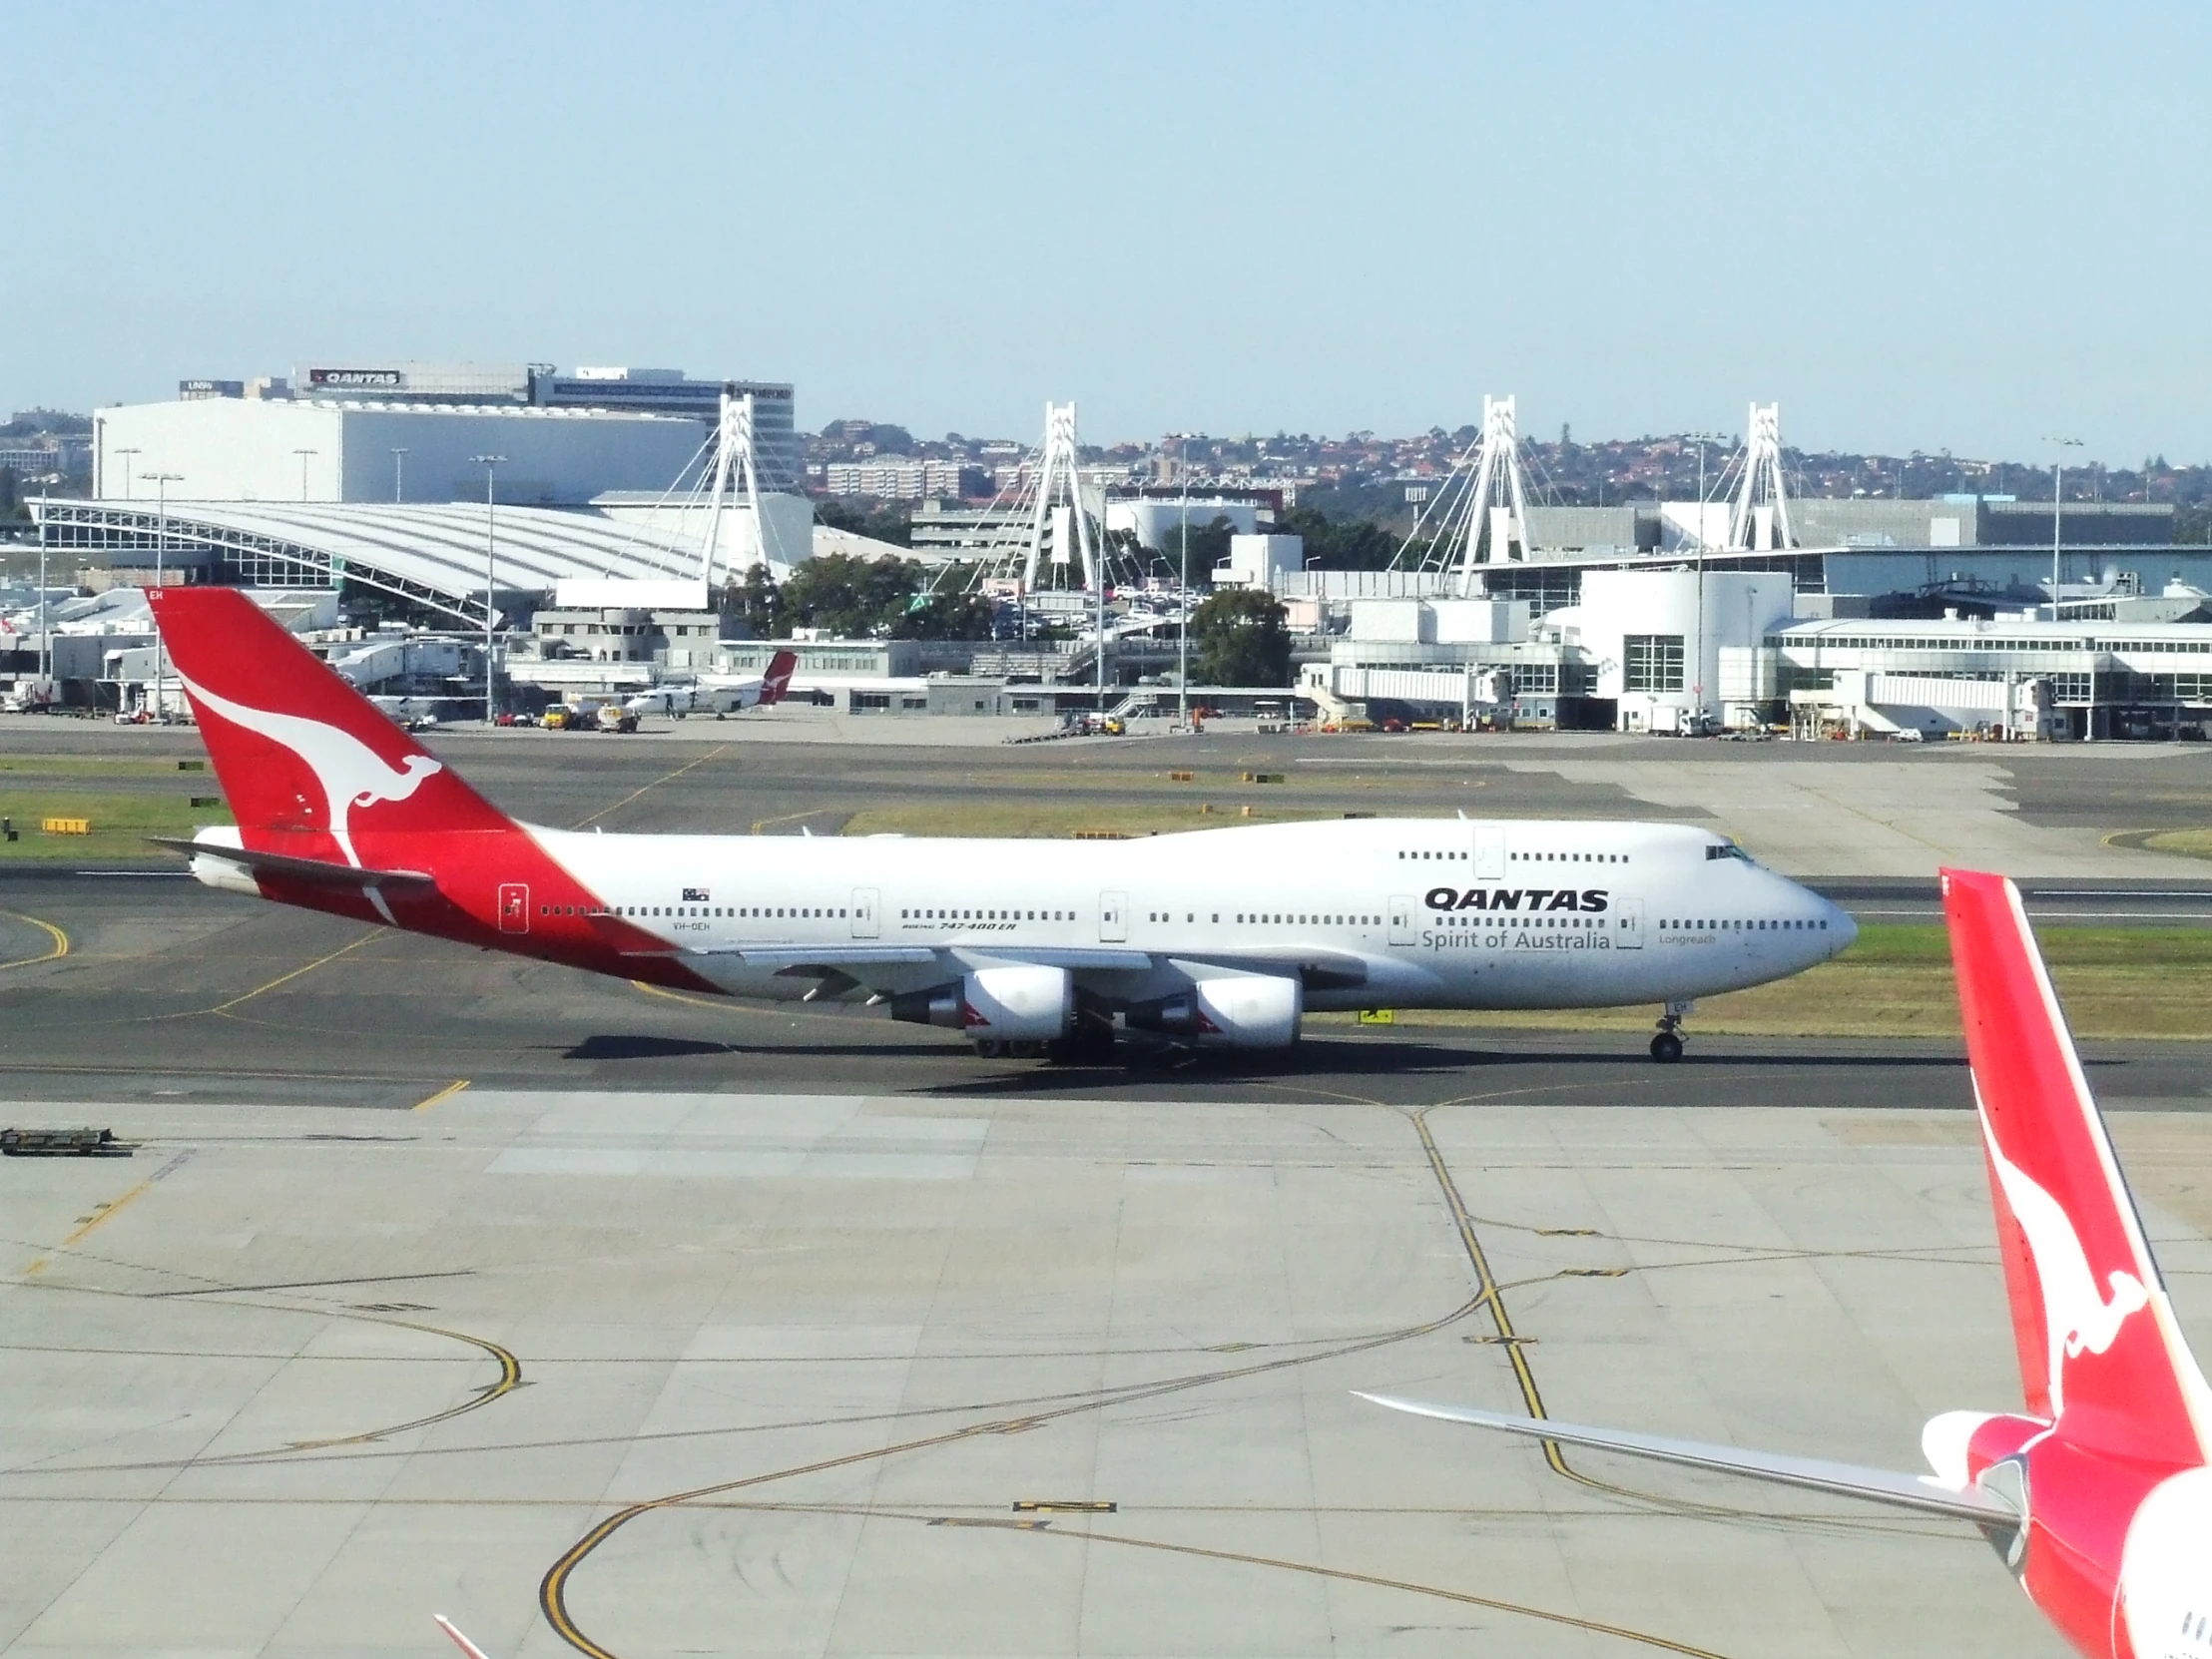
[692,943,1154,972]
[1172,947,1371,989]
[1354,1393,2019,1524]
[148,835,435,891]
[686,942,1363,986]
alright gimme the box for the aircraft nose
[1824,898,1859,955]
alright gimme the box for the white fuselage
[525,817,1854,1012]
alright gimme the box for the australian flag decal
[683,887,710,902]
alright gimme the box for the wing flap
[696,944,942,968]
[1355,1393,2018,1524]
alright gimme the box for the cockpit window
[1704,842,1756,863]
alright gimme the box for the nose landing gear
[1650,999,1695,1063]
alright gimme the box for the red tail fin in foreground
[1941,867,2212,1464]
[148,587,515,866]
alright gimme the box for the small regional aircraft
[622,648,797,718]
[147,586,1854,1063]
[1363,868,2212,1659]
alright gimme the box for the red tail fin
[1941,868,2211,1466]
[149,588,516,866]
[759,649,797,706]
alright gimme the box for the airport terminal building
[27,359,813,635]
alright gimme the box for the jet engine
[1127,973,1303,1048]
[889,964,1073,1042]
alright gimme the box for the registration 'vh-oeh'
[146,588,1857,1063]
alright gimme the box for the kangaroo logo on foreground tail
[177,670,442,866]
[1983,1123,2150,1415]
[1362,868,2212,1659]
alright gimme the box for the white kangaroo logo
[179,672,442,867]
[1985,1127,2149,1417]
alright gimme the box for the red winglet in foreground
[1363,868,2212,1659]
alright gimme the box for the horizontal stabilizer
[1354,1393,2018,1524]
[150,836,434,891]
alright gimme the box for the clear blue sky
[8,1,2207,464]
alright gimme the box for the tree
[778,552,926,637]
[891,584,997,641]
[1181,513,1235,579]
[1279,505,1399,569]
[722,563,782,637]
[1191,588,1290,687]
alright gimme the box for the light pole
[292,448,318,502]
[1178,467,1190,729]
[472,454,506,722]
[2042,436,2084,618]
[1685,430,1724,721]
[140,471,184,717]
[391,447,408,504]
[37,507,49,699]
[113,447,141,500]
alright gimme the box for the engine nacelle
[890,964,1073,1042]
[1129,973,1303,1048]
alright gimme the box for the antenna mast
[1024,400,1099,591]
[1452,394,1542,596]
[700,387,765,586]
[1725,401,1794,551]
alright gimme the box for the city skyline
[6,1,2208,466]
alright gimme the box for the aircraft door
[1473,826,1505,880]
[851,887,879,938]
[1386,894,1416,946]
[498,882,530,934]
[1615,896,1644,949]
[1099,890,1128,942]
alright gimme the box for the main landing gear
[1650,999,1695,1063]
[973,1039,1050,1061]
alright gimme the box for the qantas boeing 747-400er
[146,587,1855,1062]
[1365,868,2212,1658]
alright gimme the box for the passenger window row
[1660,917,1831,931]
[1434,914,1616,928]
[540,904,845,919]
[900,908,1074,921]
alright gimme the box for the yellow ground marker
[210,929,380,1014]
[412,1079,470,1112]
[0,909,69,971]
[25,1177,155,1276]
[572,743,730,830]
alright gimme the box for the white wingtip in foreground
[433,1614,491,1658]
[1362,868,2212,1659]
